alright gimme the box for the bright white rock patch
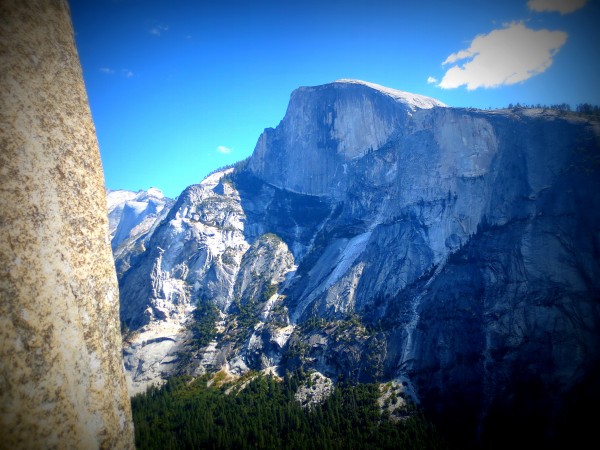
[334,79,447,110]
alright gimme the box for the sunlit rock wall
[0,1,134,448]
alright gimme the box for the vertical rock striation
[0,1,134,449]
[249,80,445,198]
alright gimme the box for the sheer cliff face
[116,80,600,443]
[248,80,445,198]
[0,1,134,449]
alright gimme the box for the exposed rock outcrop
[294,371,334,408]
[0,1,134,448]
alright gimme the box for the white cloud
[527,0,587,14]
[100,67,134,78]
[150,24,169,36]
[217,146,232,154]
[438,22,567,90]
[427,76,438,84]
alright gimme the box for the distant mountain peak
[145,187,164,198]
[106,187,173,251]
[332,78,447,110]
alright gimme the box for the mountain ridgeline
[112,80,600,447]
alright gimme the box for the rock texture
[294,371,334,408]
[107,187,171,251]
[107,187,174,278]
[115,79,600,447]
[249,79,445,198]
[0,1,134,449]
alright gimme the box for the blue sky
[69,0,600,198]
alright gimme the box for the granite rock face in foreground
[0,1,134,448]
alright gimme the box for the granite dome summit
[332,79,447,110]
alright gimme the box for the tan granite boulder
[0,1,134,448]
